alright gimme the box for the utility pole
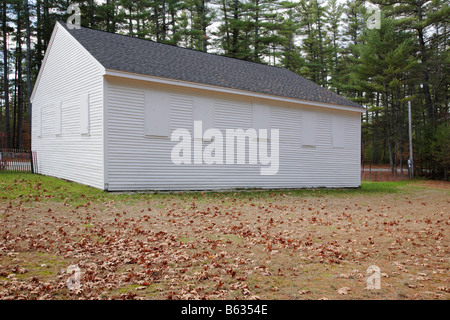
[25,0,34,172]
[408,100,414,179]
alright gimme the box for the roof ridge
[60,22,298,74]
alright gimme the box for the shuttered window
[144,91,169,137]
[55,100,62,136]
[302,111,316,146]
[193,96,214,141]
[37,106,42,138]
[332,116,345,148]
[80,93,90,135]
[252,103,271,131]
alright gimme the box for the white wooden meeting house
[31,22,363,191]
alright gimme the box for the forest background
[1,0,448,179]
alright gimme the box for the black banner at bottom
[0,299,442,319]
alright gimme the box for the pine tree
[183,0,214,51]
[296,0,332,87]
[279,1,303,72]
[355,13,415,170]
[214,0,251,59]
[339,0,365,99]
[371,0,449,125]
[326,0,344,94]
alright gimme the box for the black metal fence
[0,149,38,173]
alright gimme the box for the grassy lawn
[0,173,448,300]
[0,172,412,204]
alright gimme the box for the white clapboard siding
[105,79,361,191]
[31,25,104,189]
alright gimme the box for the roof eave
[104,68,365,113]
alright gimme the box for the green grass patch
[0,173,435,206]
[0,251,69,282]
[0,172,110,205]
[177,236,196,243]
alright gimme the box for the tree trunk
[13,64,17,148]
[106,0,110,31]
[154,6,159,41]
[230,0,239,58]
[417,27,434,124]
[89,0,94,27]
[316,2,326,87]
[128,6,133,36]
[136,10,140,37]
[415,1,434,125]
[25,0,32,149]
[43,0,49,49]
[161,0,167,42]
[372,111,378,164]
[253,0,260,62]
[221,0,230,53]
[201,0,207,52]
[2,1,11,148]
[383,86,394,172]
[16,3,23,150]
[36,0,42,68]
[111,0,117,33]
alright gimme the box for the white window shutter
[193,96,214,130]
[55,100,62,135]
[332,116,345,148]
[80,93,90,135]
[37,106,42,138]
[144,91,169,137]
[252,103,271,131]
[193,96,214,141]
[302,111,316,146]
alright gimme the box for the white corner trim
[102,77,109,188]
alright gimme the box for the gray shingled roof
[61,23,362,109]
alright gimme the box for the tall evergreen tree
[279,1,303,72]
[355,12,415,170]
[296,0,332,86]
[326,0,344,94]
[372,0,449,125]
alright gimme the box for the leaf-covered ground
[0,173,448,300]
